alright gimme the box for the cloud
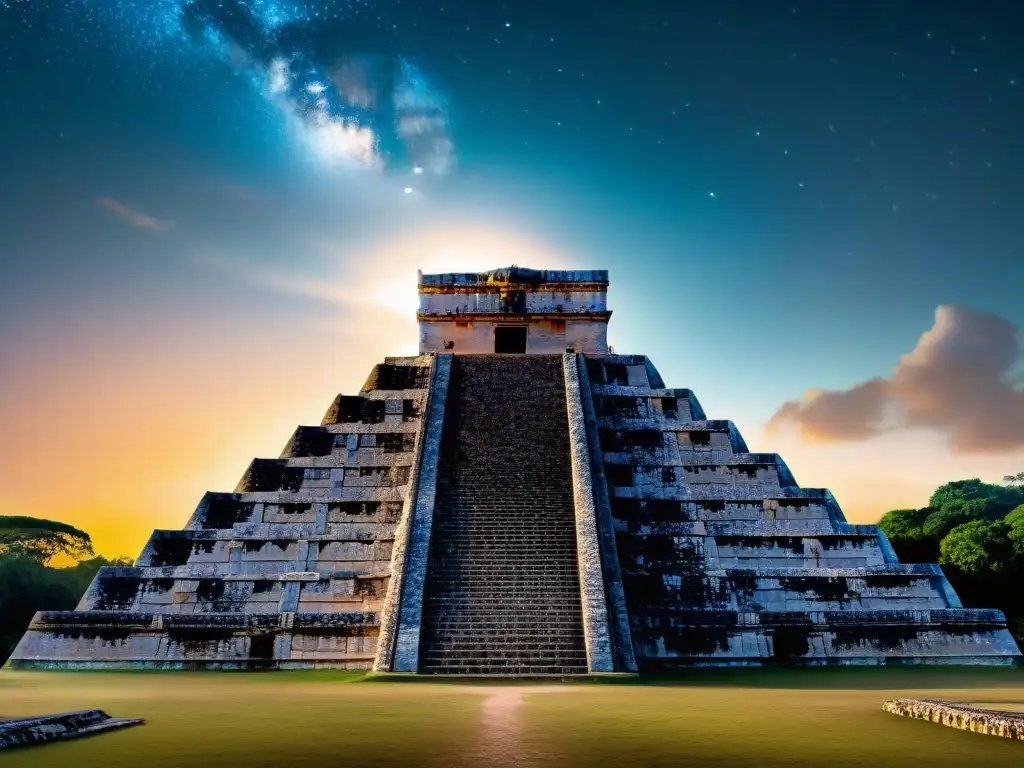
[767,304,1024,454]
[192,249,351,306]
[95,197,171,231]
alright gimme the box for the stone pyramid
[12,268,1020,672]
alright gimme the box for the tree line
[0,516,129,665]
[879,474,1024,642]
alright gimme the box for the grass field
[2,668,1024,766]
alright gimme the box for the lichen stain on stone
[147,535,193,566]
[864,575,922,589]
[54,627,133,645]
[718,536,805,555]
[779,576,856,602]
[94,577,141,610]
[770,627,813,660]
[663,626,730,655]
[833,626,919,652]
[200,497,254,529]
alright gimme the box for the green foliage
[1005,504,1024,556]
[0,554,127,665]
[882,481,1024,647]
[0,515,94,564]
[939,520,1013,574]
[929,478,1023,517]
[1006,504,1024,525]
[922,498,996,540]
[878,508,931,541]
[878,508,940,562]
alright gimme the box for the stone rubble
[883,699,1024,739]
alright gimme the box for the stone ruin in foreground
[12,267,1021,673]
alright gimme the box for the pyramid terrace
[11,267,1021,673]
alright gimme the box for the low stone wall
[0,710,143,750]
[563,352,614,672]
[883,698,1024,740]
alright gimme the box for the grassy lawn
[2,668,1024,766]
[0,670,484,767]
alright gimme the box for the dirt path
[470,686,576,767]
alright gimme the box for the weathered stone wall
[883,699,1024,739]
[562,352,614,672]
[575,352,638,672]
[0,709,143,750]
[583,354,1022,667]
[418,317,607,355]
[420,289,608,315]
[386,354,452,672]
[11,357,435,670]
[417,267,610,355]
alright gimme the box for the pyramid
[11,267,1020,672]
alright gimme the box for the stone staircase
[419,355,589,675]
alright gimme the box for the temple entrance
[494,326,527,353]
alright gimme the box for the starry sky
[1,0,1023,558]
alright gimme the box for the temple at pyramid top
[417,266,611,354]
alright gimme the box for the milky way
[182,0,453,175]
[0,0,455,176]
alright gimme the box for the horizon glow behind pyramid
[10,268,1021,672]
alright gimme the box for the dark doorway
[494,326,527,353]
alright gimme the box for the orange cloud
[94,196,172,230]
[767,304,1024,454]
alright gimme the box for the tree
[922,499,995,540]
[0,553,130,664]
[0,516,93,564]
[1004,472,1024,487]
[1005,505,1024,556]
[879,508,932,541]
[929,478,1021,516]
[878,508,941,562]
[939,520,1013,575]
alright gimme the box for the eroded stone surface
[883,699,1024,739]
[417,267,610,354]
[584,353,1021,667]
[11,357,435,670]
[0,710,143,750]
[10,267,1021,672]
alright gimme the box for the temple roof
[418,266,608,288]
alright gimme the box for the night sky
[1,0,1022,557]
